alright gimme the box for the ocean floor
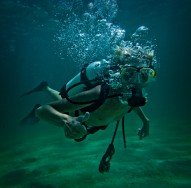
[0,121,190,188]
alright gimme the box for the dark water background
[0,0,191,188]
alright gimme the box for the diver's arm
[133,107,149,139]
[133,107,149,123]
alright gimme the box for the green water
[0,0,191,187]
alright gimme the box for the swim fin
[21,81,48,97]
[20,104,41,125]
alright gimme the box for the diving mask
[121,66,156,85]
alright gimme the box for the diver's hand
[137,119,149,140]
[64,112,90,139]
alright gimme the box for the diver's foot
[21,81,48,97]
[20,104,41,125]
[37,81,48,90]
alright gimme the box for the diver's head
[113,44,157,86]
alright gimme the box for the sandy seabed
[0,121,190,188]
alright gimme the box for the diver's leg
[35,104,69,127]
[20,101,69,126]
[45,86,62,100]
[21,81,61,100]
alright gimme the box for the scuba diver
[21,44,157,173]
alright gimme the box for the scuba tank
[65,60,109,98]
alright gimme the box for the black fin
[21,81,48,97]
[20,104,41,126]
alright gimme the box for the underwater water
[0,0,191,187]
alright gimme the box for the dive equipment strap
[122,116,126,148]
[99,120,120,173]
[127,87,146,107]
[99,116,127,173]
